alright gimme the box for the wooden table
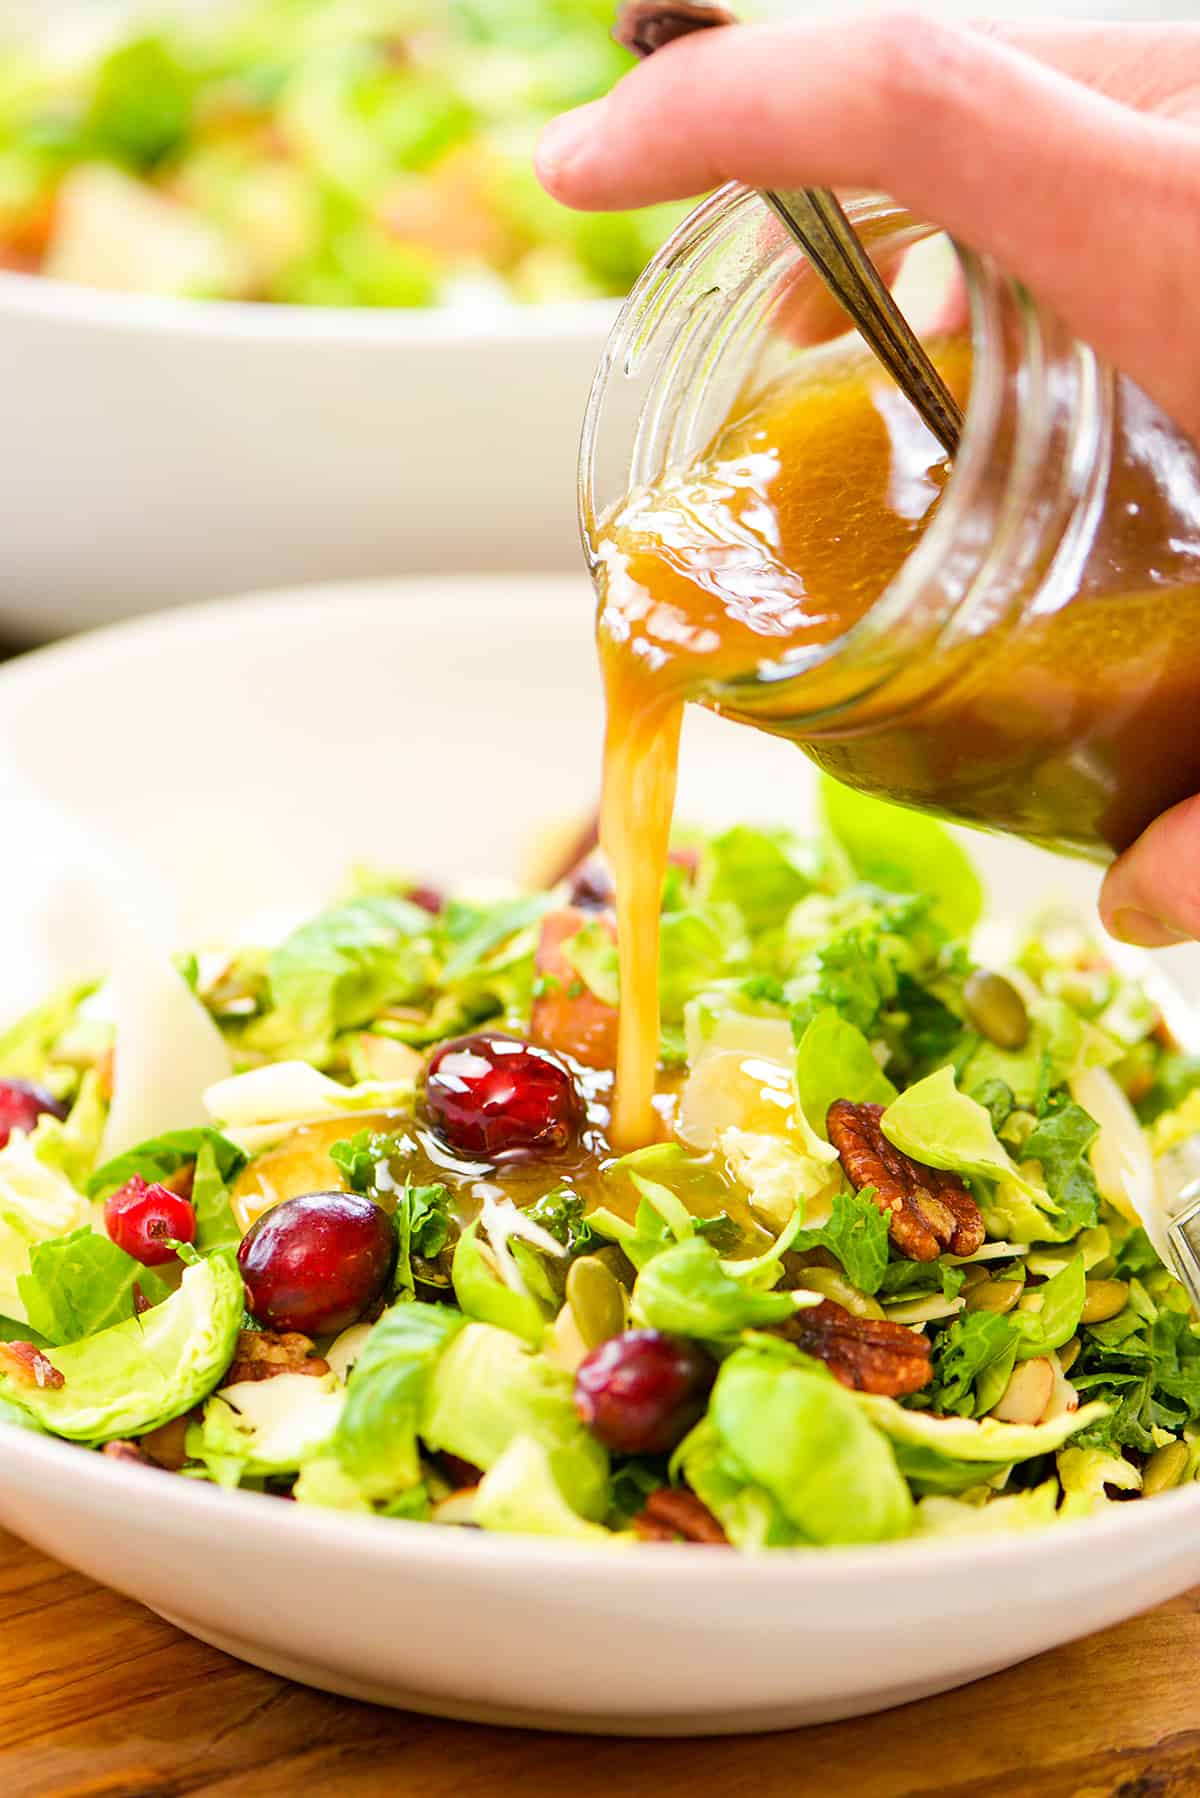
[2,1527,1198,1797]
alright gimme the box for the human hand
[536,14,1200,945]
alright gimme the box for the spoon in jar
[612,0,964,458]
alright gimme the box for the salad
[2,783,1200,1550]
[0,0,681,305]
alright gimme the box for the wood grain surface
[2,1527,1199,1798]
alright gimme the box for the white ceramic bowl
[1,573,1198,1734]
[0,278,614,640]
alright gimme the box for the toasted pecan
[223,1330,331,1386]
[138,1413,194,1470]
[766,1299,932,1397]
[102,1440,150,1466]
[632,1487,729,1545]
[827,1099,985,1262]
[0,1340,64,1391]
[437,1452,484,1491]
[162,1162,196,1202]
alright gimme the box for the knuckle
[866,11,979,135]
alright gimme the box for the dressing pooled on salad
[1,802,1199,1547]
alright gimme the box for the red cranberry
[105,1176,196,1266]
[237,1191,397,1335]
[406,883,445,915]
[575,1330,716,1456]
[423,1032,583,1159]
[0,1078,68,1149]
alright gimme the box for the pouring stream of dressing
[596,339,965,1148]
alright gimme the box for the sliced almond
[432,1488,479,1526]
[990,1356,1055,1425]
[1041,1352,1080,1423]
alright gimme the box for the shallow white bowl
[0,573,1198,1734]
[0,278,614,639]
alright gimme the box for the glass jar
[579,186,1200,861]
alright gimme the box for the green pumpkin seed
[1143,1440,1190,1496]
[1057,1336,1081,1375]
[963,971,1030,1050]
[566,1256,627,1349]
[1080,1279,1130,1324]
[588,1243,636,1286]
[964,1276,1023,1315]
[793,1267,884,1320]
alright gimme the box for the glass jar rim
[577,184,1014,721]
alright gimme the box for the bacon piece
[827,1099,985,1261]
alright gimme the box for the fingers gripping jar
[580,185,1200,861]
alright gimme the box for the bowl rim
[3,1411,1197,1582]
[0,573,594,696]
[0,267,619,344]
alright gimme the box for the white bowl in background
[0,281,614,639]
[0,573,1198,1733]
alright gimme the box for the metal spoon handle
[764,187,962,457]
[612,2,963,458]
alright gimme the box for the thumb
[1100,795,1200,947]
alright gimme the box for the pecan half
[614,0,734,58]
[827,1099,985,1261]
[223,1330,330,1386]
[0,1340,64,1391]
[102,1440,152,1467]
[632,1487,729,1545]
[138,1412,195,1470]
[767,1299,932,1397]
[162,1162,196,1203]
[437,1452,484,1491]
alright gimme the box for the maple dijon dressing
[594,331,1200,1149]
[597,339,965,1148]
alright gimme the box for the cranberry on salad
[0,1078,68,1150]
[422,1031,583,1159]
[238,1191,398,1335]
[104,1176,196,1266]
[575,1330,716,1456]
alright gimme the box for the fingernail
[536,100,606,184]
[1108,907,1191,948]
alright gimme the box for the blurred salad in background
[0,0,684,304]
